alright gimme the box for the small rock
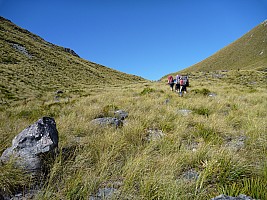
[248,81,257,85]
[177,109,192,116]
[208,93,217,97]
[89,187,118,200]
[55,90,64,94]
[226,136,246,151]
[91,117,123,128]
[54,96,60,102]
[182,169,199,181]
[146,128,164,141]
[184,141,199,151]
[114,110,128,120]
[164,99,170,104]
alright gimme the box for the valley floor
[1,70,267,199]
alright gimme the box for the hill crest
[178,19,267,73]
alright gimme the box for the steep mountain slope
[180,20,267,73]
[0,17,146,105]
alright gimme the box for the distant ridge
[179,19,267,73]
[0,16,146,104]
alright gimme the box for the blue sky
[0,0,266,80]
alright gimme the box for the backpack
[182,78,187,86]
[185,76,189,87]
[168,76,174,83]
[179,79,184,86]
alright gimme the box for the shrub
[191,88,211,96]
[140,87,156,95]
[193,107,211,117]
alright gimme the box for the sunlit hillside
[0,16,146,106]
[178,19,267,73]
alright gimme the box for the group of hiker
[167,75,189,96]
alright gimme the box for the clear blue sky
[1,0,266,80]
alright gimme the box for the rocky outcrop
[11,43,32,58]
[64,47,80,57]
[0,117,59,173]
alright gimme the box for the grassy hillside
[0,17,146,106]
[1,17,267,199]
[1,70,267,199]
[179,20,267,73]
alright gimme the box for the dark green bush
[193,107,211,117]
[140,87,156,95]
[191,88,211,96]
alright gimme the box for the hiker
[179,76,187,96]
[185,75,189,87]
[167,75,175,91]
[175,74,181,92]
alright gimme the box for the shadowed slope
[0,17,146,104]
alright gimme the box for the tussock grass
[1,71,266,199]
[1,16,267,199]
[0,160,33,196]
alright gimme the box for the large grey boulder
[0,117,59,172]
